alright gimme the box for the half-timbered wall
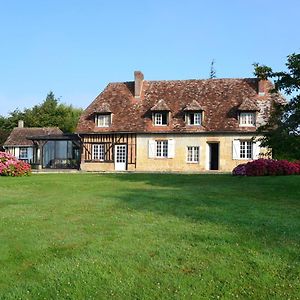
[81,133,137,166]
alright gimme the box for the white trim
[95,114,111,127]
[186,146,200,163]
[232,140,240,160]
[167,139,175,158]
[239,112,256,127]
[92,144,105,161]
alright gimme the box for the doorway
[208,143,219,170]
[114,144,127,171]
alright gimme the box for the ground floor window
[19,147,28,159]
[240,141,253,159]
[156,140,168,158]
[233,140,256,159]
[148,139,175,159]
[92,144,105,161]
[187,146,199,163]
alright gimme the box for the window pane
[155,140,168,157]
[19,147,28,159]
[154,113,168,125]
[187,146,199,162]
[93,144,105,160]
[96,115,110,127]
[240,113,255,126]
[240,141,252,159]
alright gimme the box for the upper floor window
[95,114,111,127]
[153,112,168,126]
[239,112,255,126]
[186,112,202,125]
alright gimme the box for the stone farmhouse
[76,71,284,172]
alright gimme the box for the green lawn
[0,174,299,299]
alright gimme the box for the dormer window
[154,112,168,126]
[150,99,171,126]
[239,112,255,126]
[186,112,202,125]
[183,100,204,126]
[95,114,111,127]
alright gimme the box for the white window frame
[186,146,200,163]
[187,112,202,125]
[239,112,255,126]
[19,147,28,159]
[92,144,105,161]
[239,141,253,159]
[148,139,175,159]
[156,140,168,158]
[153,112,168,126]
[95,114,111,127]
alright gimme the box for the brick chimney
[258,80,267,96]
[134,71,144,98]
[18,120,24,128]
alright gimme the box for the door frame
[114,144,127,171]
[206,142,220,170]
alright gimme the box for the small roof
[183,100,204,111]
[238,97,260,111]
[93,102,111,114]
[150,99,170,111]
[3,127,63,147]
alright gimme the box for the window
[240,141,253,159]
[92,144,105,161]
[187,146,199,163]
[156,140,168,157]
[186,112,202,125]
[239,112,255,126]
[233,140,260,160]
[148,139,175,158]
[95,114,111,127]
[19,147,28,159]
[154,112,168,126]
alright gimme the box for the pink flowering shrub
[233,159,300,176]
[0,152,31,176]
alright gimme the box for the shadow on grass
[103,173,300,250]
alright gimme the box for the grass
[0,173,299,299]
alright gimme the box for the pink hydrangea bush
[0,152,31,176]
[232,159,300,176]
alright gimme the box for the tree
[254,53,300,160]
[0,92,83,146]
[209,59,216,79]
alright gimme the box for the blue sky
[0,0,299,116]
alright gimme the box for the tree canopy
[0,92,83,147]
[254,53,300,160]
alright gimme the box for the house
[76,71,284,172]
[3,121,80,169]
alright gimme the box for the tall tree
[0,92,83,141]
[254,53,300,160]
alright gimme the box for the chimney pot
[18,120,24,128]
[134,71,144,98]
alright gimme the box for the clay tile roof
[3,127,63,147]
[76,77,286,134]
[93,102,111,113]
[150,99,170,111]
[183,100,204,111]
[238,97,260,111]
